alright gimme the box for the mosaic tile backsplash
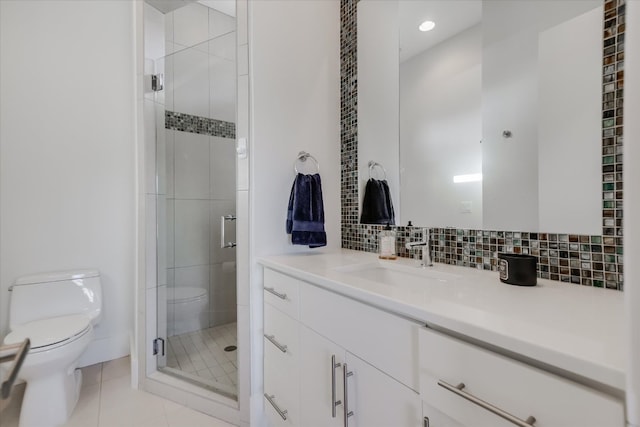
[340,0,625,291]
[166,111,236,139]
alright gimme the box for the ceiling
[399,0,482,63]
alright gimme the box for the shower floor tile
[165,323,238,392]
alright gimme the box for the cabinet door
[300,325,345,427]
[422,401,464,427]
[345,352,422,427]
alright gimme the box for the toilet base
[19,368,82,427]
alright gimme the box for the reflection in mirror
[358,0,603,234]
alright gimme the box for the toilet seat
[168,287,208,304]
[4,314,92,353]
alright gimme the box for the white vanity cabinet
[263,267,423,427]
[418,328,625,427]
[262,262,625,427]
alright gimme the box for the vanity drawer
[264,268,299,320]
[418,328,624,427]
[300,282,421,391]
[264,302,299,363]
[264,329,299,426]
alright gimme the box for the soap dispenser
[378,223,397,260]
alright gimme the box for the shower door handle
[221,215,237,248]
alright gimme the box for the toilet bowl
[3,270,102,427]
[168,287,208,336]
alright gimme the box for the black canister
[498,253,537,286]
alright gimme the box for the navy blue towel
[286,173,327,248]
[360,178,395,225]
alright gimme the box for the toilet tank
[9,269,102,329]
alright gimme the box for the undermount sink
[333,261,460,286]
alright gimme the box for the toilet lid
[168,287,207,303]
[4,314,91,349]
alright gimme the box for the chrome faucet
[405,228,433,267]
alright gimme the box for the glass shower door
[154,4,238,398]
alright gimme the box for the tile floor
[0,356,234,427]
[165,323,237,395]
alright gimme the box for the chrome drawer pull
[264,393,288,420]
[264,286,287,300]
[438,380,536,427]
[331,355,342,417]
[343,363,354,427]
[264,334,288,353]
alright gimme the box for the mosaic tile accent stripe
[340,0,360,240]
[339,0,624,291]
[166,111,236,139]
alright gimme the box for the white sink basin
[333,261,460,286]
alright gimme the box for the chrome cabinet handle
[264,334,288,353]
[264,286,287,300]
[438,380,536,427]
[343,363,354,427]
[220,215,236,249]
[332,355,342,418]
[264,393,288,420]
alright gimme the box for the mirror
[358,0,604,234]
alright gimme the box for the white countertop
[258,249,625,392]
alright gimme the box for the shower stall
[145,0,238,400]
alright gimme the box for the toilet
[168,287,208,336]
[2,270,102,427]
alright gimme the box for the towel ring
[294,151,320,174]
[368,161,387,180]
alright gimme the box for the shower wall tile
[143,2,165,61]
[172,2,209,48]
[145,286,158,375]
[165,8,174,42]
[165,130,175,197]
[237,0,248,46]
[210,136,237,200]
[209,263,237,327]
[236,190,249,306]
[156,105,167,193]
[236,75,249,191]
[174,265,210,290]
[238,44,248,76]
[209,55,236,123]
[209,8,236,40]
[174,199,210,267]
[165,51,174,110]
[211,200,237,264]
[174,131,210,199]
[157,194,168,286]
[166,198,175,269]
[143,99,157,194]
[146,194,158,289]
[210,32,236,62]
[173,47,210,117]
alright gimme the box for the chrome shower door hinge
[151,74,164,92]
[152,337,165,356]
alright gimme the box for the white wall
[482,0,601,232]
[625,2,640,425]
[538,6,602,234]
[357,0,400,224]
[0,0,136,365]
[400,25,482,229]
[248,0,340,423]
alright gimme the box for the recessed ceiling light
[419,20,436,32]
